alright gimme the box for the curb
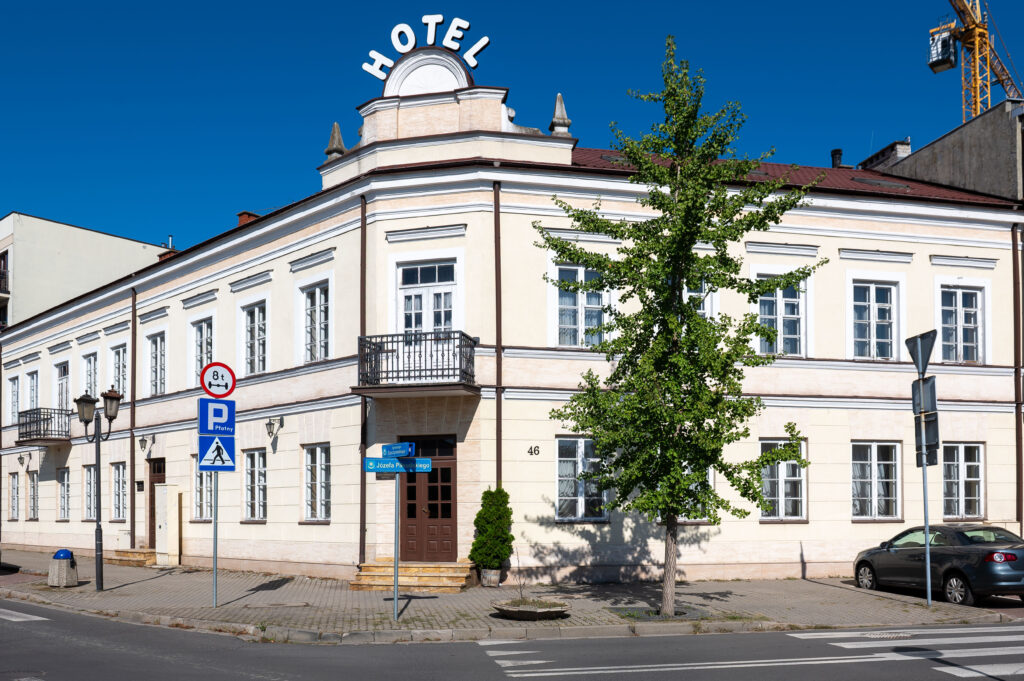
[0,584,1015,645]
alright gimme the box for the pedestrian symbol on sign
[198,435,235,471]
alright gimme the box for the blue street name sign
[198,435,236,471]
[363,457,432,473]
[198,398,236,436]
[382,442,415,458]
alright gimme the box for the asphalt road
[4,598,1024,681]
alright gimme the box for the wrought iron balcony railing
[18,408,72,442]
[358,330,477,386]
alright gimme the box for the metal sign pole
[394,471,400,621]
[917,338,932,607]
[213,471,219,608]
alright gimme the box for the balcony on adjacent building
[17,408,72,445]
[354,330,479,398]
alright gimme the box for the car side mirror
[880,541,891,549]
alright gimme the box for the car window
[959,528,1024,545]
[892,529,926,548]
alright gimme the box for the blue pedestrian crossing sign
[199,435,235,471]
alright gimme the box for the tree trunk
[661,514,678,616]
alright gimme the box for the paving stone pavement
[0,547,1012,641]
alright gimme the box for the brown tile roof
[571,148,1018,208]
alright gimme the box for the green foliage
[534,36,826,526]
[468,487,514,570]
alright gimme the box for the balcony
[16,408,72,445]
[354,330,479,398]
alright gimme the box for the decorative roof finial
[549,93,572,137]
[324,122,347,160]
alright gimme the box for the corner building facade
[2,47,1022,583]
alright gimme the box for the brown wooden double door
[399,436,457,562]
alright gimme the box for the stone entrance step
[350,559,474,593]
[106,548,156,567]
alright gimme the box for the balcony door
[397,262,457,381]
[56,362,69,411]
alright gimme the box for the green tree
[535,37,826,615]
[469,487,514,571]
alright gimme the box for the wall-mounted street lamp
[75,387,122,592]
[139,433,155,458]
[265,416,283,440]
[16,451,30,467]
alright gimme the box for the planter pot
[492,600,570,621]
[479,568,502,587]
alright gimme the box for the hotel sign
[362,14,490,81]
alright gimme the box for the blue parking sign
[198,398,235,436]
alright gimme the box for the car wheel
[943,573,975,606]
[856,562,877,590]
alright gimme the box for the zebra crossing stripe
[934,663,1024,678]
[0,608,47,622]
[832,635,1024,649]
[791,625,1024,639]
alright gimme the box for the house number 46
[527,446,540,456]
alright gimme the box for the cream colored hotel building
[1,42,1022,584]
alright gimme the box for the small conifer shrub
[468,487,514,571]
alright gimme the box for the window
[244,303,267,375]
[941,287,981,363]
[852,443,899,519]
[56,362,70,410]
[27,371,38,409]
[112,462,126,521]
[686,281,710,318]
[557,266,603,347]
[83,353,98,397]
[303,283,329,362]
[304,444,330,520]
[112,345,127,395]
[194,457,213,520]
[9,472,19,519]
[399,262,455,334]
[27,471,38,520]
[244,449,267,521]
[853,282,895,360]
[943,443,983,518]
[8,376,17,422]
[84,465,97,520]
[758,277,803,355]
[760,441,805,520]
[556,437,606,521]
[58,468,70,520]
[193,317,213,381]
[149,333,166,396]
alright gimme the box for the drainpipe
[1014,224,1023,536]
[493,181,503,488]
[130,287,138,548]
[358,195,368,565]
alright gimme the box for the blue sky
[2,0,1022,249]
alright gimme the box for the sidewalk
[1,547,1019,644]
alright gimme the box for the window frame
[8,375,18,423]
[111,344,128,396]
[244,448,267,521]
[193,455,214,521]
[851,281,896,361]
[191,316,214,385]
[303,444,331,521]
[57,467,70,521]
[54,360,70,411]
[84,464,97,521]
[942,443,984,520]
[9,472,19,520]
[553,264,607,348]
[27,470,38,520]
[148,332,166,397]
[27,371,38,410]
[82,352,98,398]
[555,436,608,522]
[851,441,901,521]
[934,275,990,365]
[112,462,127,521]
[939,285,983,364]
[756,275,806,357]
[301,282,330,364]
[759,440,806,522]
[242,301,267,376]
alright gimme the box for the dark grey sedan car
[854,524,1024,605]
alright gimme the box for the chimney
[237,211,260,226]
[858,137,913,170]
[831,148,843,168]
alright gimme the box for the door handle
[422,507,428,514]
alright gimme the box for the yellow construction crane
[928,0,1022,122]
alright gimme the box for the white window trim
[236,293,271,377]
[9,472,19,520]
[554,436,608,522]
[933,274,991,364]
[107,343,129,397]
[112,462,127,521]
[243,448,267,521]
[303,444,331,521]
[759,440,806,521]
[942,442,985,519]
[84,465,97,521]
[292,271,336,366]
[26,371,38,410]
[187,311,217,388]
[8,375,19,425]
[146,327,168,398]
[850,441,902,520]
[749,264,815,358]
[81,351,99,398]
[58,468,70,521]
[844,269,907,361]
[53,360,70,411]
[387,248,465,335]
[27,470,38,520]
[545,254,621,348]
